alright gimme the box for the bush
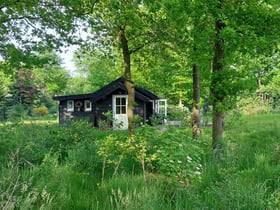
[6,103,29,121]
[33,106,48,116]
[167,105,191,123]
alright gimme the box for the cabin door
[112,95,128,130]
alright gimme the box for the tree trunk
[119,25,135,136]
[211,19,226,150]
[192,63,200,139]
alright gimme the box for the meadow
[0,113,279,209]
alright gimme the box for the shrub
[154,128,204,187]
[33,106,48,116]
[6,103,29,121]
[167,105,190,122]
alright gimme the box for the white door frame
[112,95,128,130]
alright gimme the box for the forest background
[0,0,279,124]
[0,0,280,209]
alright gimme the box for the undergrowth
[0,114,279,209]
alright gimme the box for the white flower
[178,160,182,164]
[194,171,201,175]
[186,156,192,162]
[169,160,174,163]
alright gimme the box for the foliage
[167,105,191,122]
[73,49,122,93]
[6,103,30,122]
[33,106,49,116]
[0,150,54,209]
[155,129,203,187]
[0,0,84,56]
[0,107,279,209]
[9,68,39,106]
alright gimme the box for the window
[115,97,126,114]
[156,99,167,117]
[67,100,74,112]
[84,100,92,111]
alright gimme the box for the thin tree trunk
[211,18,226,150]
[119,25,135,136]
[141,147,146,182]
[101,157,106,183]
[192,63,200,139]
[112,156,123,177]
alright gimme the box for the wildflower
[186,156,192,163]
[194,171,201,175]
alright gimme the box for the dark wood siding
[93,96,113,127]
[58,99,94,125]
[134,99,145,122]
[54,77,161,128]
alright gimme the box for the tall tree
[160,0,279,148]
[87,1,165,135]
[192,63,200,138]
[162,0,213,137]
[209,0,280,151]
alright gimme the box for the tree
[86,1,166,135]
[160,0,279,148]
[74,49,122,93]
[33,50,69,95]
[0,0,88,55]
[0,69,12,121]
[192,64,201,138]
[209,0,280,151]
[7,68,40,119]
[161,0,213,138]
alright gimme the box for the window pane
[85,100,91,111]
[159,107,165,114]
[159,101,165,106]
[121,98,126,105]
[121,106,126,114]
[67,100,74,111]
[116,98,120,105]
[116,106,121,114]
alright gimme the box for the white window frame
[67,100,74,112]
[113,95,128,115]
[84,100,92,112]
[156,99,167,118]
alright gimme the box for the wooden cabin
[53,77,167,129]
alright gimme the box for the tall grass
[0,114,279,209]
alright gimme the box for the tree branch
[130,36,158,54]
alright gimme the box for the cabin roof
[53,77,160,102]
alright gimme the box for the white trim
[84,100,92,112]
[156,99,167,117]
[112,95,128,130]
[112,95,128,115]
[67,100,74,112]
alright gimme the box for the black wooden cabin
[53,77,167,129]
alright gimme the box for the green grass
[0,114,279,209]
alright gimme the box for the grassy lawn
[0,113,279,209]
